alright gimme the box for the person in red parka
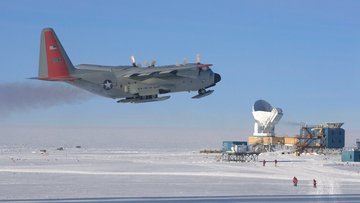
[293,176,298,187]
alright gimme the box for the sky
[0,0,359,149]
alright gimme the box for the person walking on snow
[293,176,298,187]
[313,179,317,188]
[263,160,266,166]
[275,159,278,167]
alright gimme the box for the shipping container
[247,136,284,145]
[284,137,297,145]
[222,141,247,152]
[342,150,360,162]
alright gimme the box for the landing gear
[192,89,214,99]
[198,88,206,95]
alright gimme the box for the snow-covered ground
[0,147,359,201]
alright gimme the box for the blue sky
[0,0,359,149]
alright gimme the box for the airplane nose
[214,73,221,83]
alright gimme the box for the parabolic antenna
[252,100,283,137]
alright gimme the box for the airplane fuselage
[70,63,219,100]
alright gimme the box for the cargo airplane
[33,28,221,103]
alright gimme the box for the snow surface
[0,147,360,200]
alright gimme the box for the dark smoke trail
[0,82,93,116]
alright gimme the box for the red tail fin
[38,28,75,80]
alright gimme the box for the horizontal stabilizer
[29,76,80,81]
[192,90,214,99]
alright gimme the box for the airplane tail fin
[37,28,76,81]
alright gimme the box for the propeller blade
[144,59,149,67]
[182,57,187,65]
[196,53,200,64]
[131,55,136,67]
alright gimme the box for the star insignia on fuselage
[103,80,113,90]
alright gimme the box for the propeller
[196,53,201,64]
[131,55,136,67]
[195,53,212,75]
[151,59,156,67]
[144,59,149,67]
[182,57,187,65]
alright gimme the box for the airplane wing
[121,64,212,81]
